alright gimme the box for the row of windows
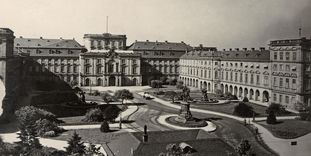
[29,65,78,73]
[37,58,79,65]
[84,66,138,75]
[273,94,295,105]
[273,51,297,61]
[272,64,297,72]
[273,77,297,89]
[90,40,123,48]
[84,59,138,65]
[146,59,178,65]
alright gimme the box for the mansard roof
[181,49,270,62]
[14,37,84,49]
[128,40,193,52]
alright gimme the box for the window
[85,59,89,64]
[235,73,238,82]
[274,52,277,60]
[273,94,277,102]
[286,65,290,71]
[121,59,126,64]
[84,66,89,74]
[215,71,218,79]
[273,64,277,70]
[292,79,297,89]
[209,70,211,78]
[285,52,290,60]
[279,64,283,71]
[293,52,297,60]
[285,96,289,104]
[230,72,233,81]
[280,78,283,87]
[61,66,65,73]
[280,52,284,60]
[240,73,243,82]
[97,66,102,74]
[97,59,101,64]
[279,95,283,103]
[73,65,77,73]
[245,73,248,83]
[204,70,207,78]
[264,76,269,85]
[285,78,289,88]
[133,67,137,74]
[122,66,126,73]
[250,74,254,84]
[273,77,277,86]
[256,75,260,84]
[225,72,228,80]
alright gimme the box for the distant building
[269,38,311,108]
[14,37,86,84]
[180,38,311,109]
[79,49,142,86]
[83,33,127,51]
[80,33,142,86]
[128,40,192,85]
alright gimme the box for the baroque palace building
[128,40,192,85]
[179,38,311,109]
[79,33,142,86]
[13,36,86,83]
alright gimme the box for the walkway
[138,92,310,156]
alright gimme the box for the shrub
[266,111,277,124]
[235,139,252,156]
[43,131,56,137]
[100,121,110,132]
[242,97,249,102]
[266,103,286,115]
[167,79,177,85]
[93,90,101,96]
[35,119,64,137]
[102,105,121,121]
[165,91,177,103]
[82,108,104,122]
[160,76,168,85]
[215,89,223,97]
[114,89,134,105]
[176,81,184,89]
[233,102,254,117]
[150,80,162,88]
[101,92,113,104]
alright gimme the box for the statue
[201,88,208,101]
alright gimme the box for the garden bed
[257,119,311,139]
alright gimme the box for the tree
[242,97,249,102]
[160,143,183,156]
[100,120,110,133]
[165,91,177,103]
[15,114,43,155]
[266,103,286,115]
[266,111,277,124]
[70,80,78,87]
[82,108,104,122]
[235,139,252,156]
[114,89,134,128]
[160,76,167,85]
[114,89,133,105]
[150,80,163,89]
[233,102,254,117]
[101,92,113,104]
[181,86,191,102]
[66,131,86,156]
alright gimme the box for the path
[138,92,310,156]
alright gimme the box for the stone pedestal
[176,102,193,123]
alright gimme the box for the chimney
[229,48,232,51]
[251,48,255,51]
[181,41,184,43]
[19,36,23,38]
[243,48,247,51]
[199,44,203,48]
[223,49,226,51]
[146,40,149,42]
[60,37,63,40]
[165,40,168,43]
[235,48,239,51]
[143,125,148,143]
[40,37,43,39]
[260,47,265,51]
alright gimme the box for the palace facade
[179,38,311,109]
[14,37,86,83]
[128,40,192,85]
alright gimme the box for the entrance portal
[109,76,116,86]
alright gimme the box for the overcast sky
[1,0,310,49]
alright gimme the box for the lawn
[257,119,311,139]
[51,128,129,144]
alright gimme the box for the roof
[83,33,126,39]
[107,129,235,156]
[80,49,140,57]
[269,37,311,46]
[181,49,270,62]
[128,41,193,51]
[14,38,84,49]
